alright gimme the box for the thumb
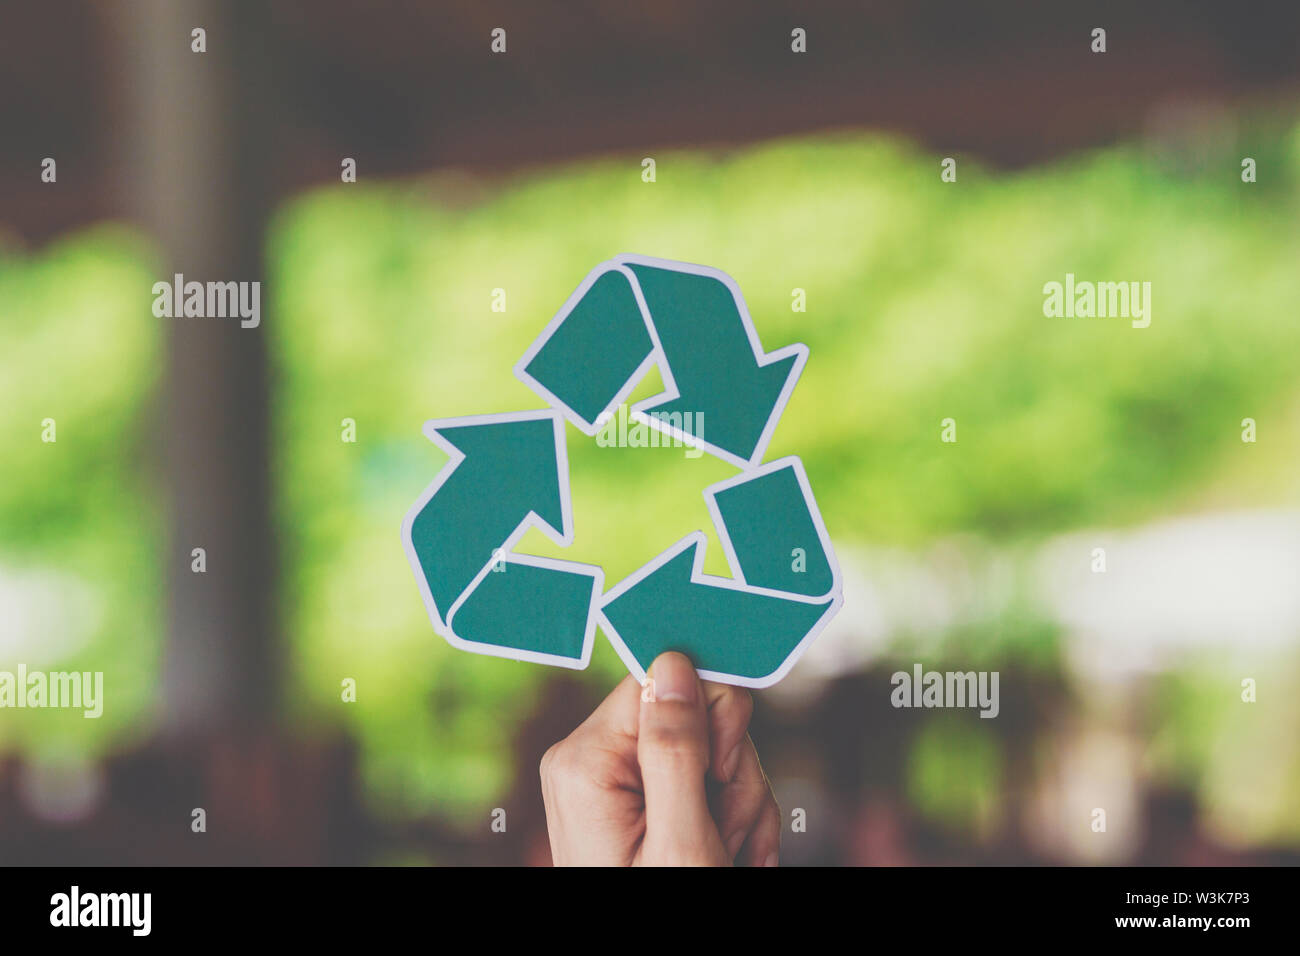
[636,652,727,865]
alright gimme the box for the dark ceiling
[3,0,1298,243]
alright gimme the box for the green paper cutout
[626,264,800,464]
[523,270,653,426]
[401,409,604,669]
[408,417,563,615]
[452,560,597,660]
[712,461,835,598]
[601,539,837,682]
[404,256,843,687]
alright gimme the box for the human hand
[540,651,780,866]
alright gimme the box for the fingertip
[645,651,700,705]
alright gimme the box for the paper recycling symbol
[401,255,844,687]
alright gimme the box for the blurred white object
[1039,510,1300,682]
[771,510,1300,702]
[0,565,101,667]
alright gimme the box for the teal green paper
[406,256,843,687]
[407,417,563,615]
[401,409,604,670]
[626,264,799,464]
[601,539,837,682]
[452,561,596,660]
[712,462,834,598]
[523,270,653,427]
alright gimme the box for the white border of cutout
[399,408,604,670]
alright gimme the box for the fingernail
[648,653,696,703]
[721,743,742,782]
[725,830,746,859]
[763,852,779,868]
[640,678,655,703]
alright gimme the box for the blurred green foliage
[3,122,1298,848]
[267,123,1300,825]
[0,226,163,756]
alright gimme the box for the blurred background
[2,0,1299,865]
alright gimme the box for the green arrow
[516,267,656,428]
[515,256,807,468]
[600,456,842,685]
[622,259,806,467]
[708,458,836,599]
[404,412,566,623]
[599,535,839,686]
[449,557,602,662]
[401,410,603,667]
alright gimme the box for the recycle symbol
[401,255,844,687]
